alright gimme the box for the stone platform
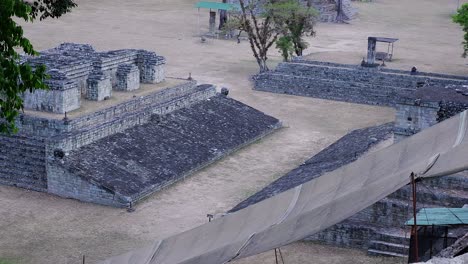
[0,80,281,207]
[253,60,468,107]
[51,95,281,206]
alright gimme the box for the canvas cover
[100,110,468,264]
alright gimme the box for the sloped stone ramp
[50,95,281,207]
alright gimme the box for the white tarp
[101,110,468,264]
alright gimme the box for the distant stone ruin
[0,43,281,207]
[228,0,357,23]
[308,0,357,22]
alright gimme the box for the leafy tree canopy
[223,0,317,72]
[453,3,468,57]
[0,0,76,134]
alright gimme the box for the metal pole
[444,227,448,248]
[430,224,434,258]
[278,248,285,264]
[411,173,419,262]
[198,8,200,37]
[391,43,394,61]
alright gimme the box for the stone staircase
[368,230,410,258]
[0,136,47,191]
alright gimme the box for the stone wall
[23,83,83,114]
[395,101,440,141]
[48,83,216,153]
[0,136,47,191]
[16,80,199,138]
[47,162,125,207]
[395,86,468,141]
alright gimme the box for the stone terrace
[253,60,468,107]
[53,95,281,206]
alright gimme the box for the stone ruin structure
[395,84,468,141]
[307,0,357,22]
[22,43,166,114]
[228,0,357,23]
[243,59,468,258]
[0,43,281,207]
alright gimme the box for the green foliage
[0,0,76,134]
[453,3,468,57]
[275,36,294,61]
[28,0,77,20]
[0,259,15,264]
[268,0,317,56]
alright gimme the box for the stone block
[86,71,112,101]
[116,64,140,91]
[137,50,166,83]
[23,70,81,114]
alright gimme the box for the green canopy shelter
[195,1,237,10]
[406,207,468,262]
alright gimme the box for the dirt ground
[0,0,466,263]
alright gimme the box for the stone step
[373,228,410,245]
[388,183,468,207]
[369,240,409,255]
[423,173,468,191]
[0,164,46,175]
[367,248,407,258]
[348,197,437,227]
[254,73,409,106]
[0,149,46,158]
[290,59,468,80]
[51,80,200,133]
[275,62,453,89]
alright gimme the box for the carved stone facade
[22,43,166,113]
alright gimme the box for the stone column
[366,37,377,65]
[87,71,112,101]
[209,11,216,34]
